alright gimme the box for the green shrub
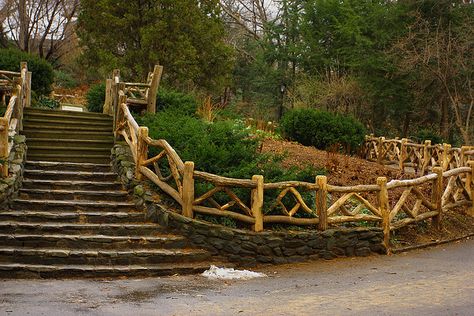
[86,83,106,112]
[85,84,198,114]
[54,70,78,89]
[156,88,198,115]
[138,110,323,179]
[413,129,444,145]
[0,48,54,95]
[280,109,366,153]
[33,96,60,109]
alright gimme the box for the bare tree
[219,0,279,40]
[393,11,474,144]
[2,0,79,62]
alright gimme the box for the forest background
[0,0,473,145]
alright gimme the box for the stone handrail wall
[0,135,27,207]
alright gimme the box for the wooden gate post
[432,167,443,228]
[251,175,264,232]
[135,127,148,180]
[182,161,195,218]
[377,177,390,253]
[316,175,328,231]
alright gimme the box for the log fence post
[182,161,195,218]
[432,167,443,229]
[112,69,120,131]
[442,143,451,171]
[251,175,264,232]
[104,78,113,115]
[13,77,22,132]
[467,161,474,217]
[316,175,328,231]
[377,137,385,164]
[377,177,390,253]
[114,88,126,140]
[399,138,408,171]
[135,127,148,180]
[25,71,31,107]
[147,65,163,114]
[460,146,469,167]
[422,140,431,175]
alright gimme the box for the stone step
[19,189,129,202]
[26,138,114,149]
[21,179,123,191]
[22,129,114,141]
[0,247,211,266]
[23,124,112,132]
[25,161,111,172]
[0,262,213,278]
[23,169,117,181]
[24,112,112,123]
[10,199,135,212]
[24,108,112,119]
[24,117,112,128]
[0,210,144,224]
[0,233,189,250]
[26,153,111,164]
[0,222,165,236]
[27,145,112,156]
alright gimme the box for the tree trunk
[18,0,28,52]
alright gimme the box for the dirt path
[1,238,473,315]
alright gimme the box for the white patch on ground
[202,265,267,280]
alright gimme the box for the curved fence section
[112,78,474,252]
[364,135,474,174]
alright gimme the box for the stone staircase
[0,108,217,278]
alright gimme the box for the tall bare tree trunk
[18,0,28,52]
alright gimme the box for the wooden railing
[104,65,163,116]
[113,82,474,251]
[364,135,474,174]
[0,62,31,177]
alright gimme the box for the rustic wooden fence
[112,79,474,252]
[104,66,163,116]
[364,135,474,174]
[0,62,31,177]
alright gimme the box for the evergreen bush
[86,83,106,112]
[280,109,366,153]
[0,48,54,95]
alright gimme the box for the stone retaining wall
[146,202,386,265]
[0,135,27,206]
[111,143,386,265]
